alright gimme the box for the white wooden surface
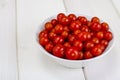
[0,0,18,80]
[16,0,84,80]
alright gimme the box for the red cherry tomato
[54,24,64,34]
[39,30,48,38]
[96,31,104,39]
[45,42,54,53]
[91,46,103,56]
[60,16,70,26]
[65,47,79,60]
[73,29,81,35]
[45,22,53,31]
[77,32,91,41]
[84,41,94,51]
[53,36,64,44]
[83,51,93,59]
[104,31,113,41]
[91,17,100,23]
[61,30,69,39]
[39,37,49,46]
[53,44,65,58]
[81,25,89,32]
[68,34,76,43]
[100,39,108,47]
[70,21,81,31]
[48,32,57,40]
[77,16,88,24]
[101,22,109,31]
[91,22,101,32]
[73,40,83,51]
[51,19,58,26]
[91,37,100,44]
[57,13,65,22]
[68,13,77,21]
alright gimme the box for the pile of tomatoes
[39,13,113,60]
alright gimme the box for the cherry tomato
[57,13,65,22]
[39,37,49,46]
[53,36,64,44]
[70,21,81,31]
[68,13,76,21]
[60,16,70,26]
[91,22,101,32]
[81,25,89,32]
[65,47,79,60]
[54,24,64,34]
[91,37,100,44]
[96,31,104,39]
[73,29,81,35]
[84,41,94,51]
[68,34,76,43]
[83,51,93,59]
[53,44,65,58]
[63,26,70,32]
[51,19,58,26]
[73,40,83,51]
[96,44,105,51]
[39,30,48,38]
[101,22,109,31]
[45,42,54,53]
[77,16,88,24]
[48,32,56,40]
[45,22,53,31]
[100,39,108,47]
[104,31,113,41]
[77,32,91,41]
[91,17,100,23]
[91,46,103,56]
[61,30,69,39]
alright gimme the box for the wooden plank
[0,0,18,80]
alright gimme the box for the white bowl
[35,13,115,68]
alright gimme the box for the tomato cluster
[38,13,113,60]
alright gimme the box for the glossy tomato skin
[39,37,49,46]
[65,47,79,60]
[53,36,64,44]
[100,39,108,47]
[96,31,104,39]
[91,46,103,56]
[60,16,70,26]
[53,44,65,58]
[64,42,71,48]
[68,13,77,21]
[77,16,88,24]
[70,21,81,31]
[61,30,69,39]
[45,42,54,53]
[84,41,94,51]
[73,40,83,51]
[91,22,101,32]
[68,34,76,43]
[77,32,91,41]
[91,17,100,23]
[78,51,84,60]
[57,13,65,22]
[48,32,57,40]
[91,37,100,44]
[104,31,113,41]
[83,51,93,59]
[81,25,89,32]
[51,19,58,26]
[54,24,64,34]
[39,30,48,38]
[101,22,109,31]
[45,22,53,31]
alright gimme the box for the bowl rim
[35,13,115,63]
